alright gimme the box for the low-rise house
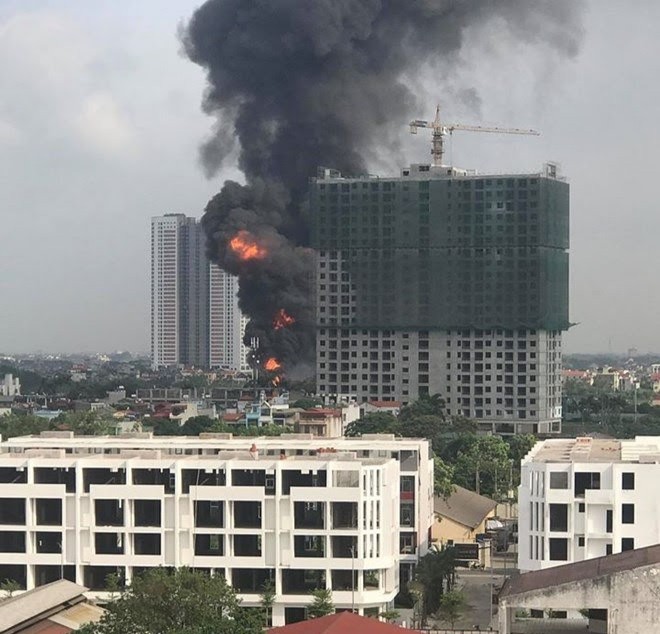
[0,579,104,633]
[431,486,497,546]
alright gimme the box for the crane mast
[409,105,540,167]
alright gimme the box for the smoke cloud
[182,0,584,377]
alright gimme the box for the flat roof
[526,436,660,464]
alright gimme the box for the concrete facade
[519,436,660,573]
[500,545,660,634]
[0,432,432,627]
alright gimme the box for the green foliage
[0,578,22,597]
[378,609,400,622]
[307,588,334,619]
[179,416,216,435]
[77,568,261,634]
[437,589,467,627]
[452,435,511,499]
[54,410,115,435]
[259,580,275,627]
[414,546,456,624]
[0,413,51,439]
[433,456,455,499]
[345,412,398,437]
[291,397,323,409]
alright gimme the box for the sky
[0,0,658,355]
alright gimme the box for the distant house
[431,485,497,546]
[268,611,419,634]
[361,400,403,417]
[0,579,104,633]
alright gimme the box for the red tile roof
[268,612,419,634]
[301,408,341,418]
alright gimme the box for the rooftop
[501,543,660,599]
[434,486,497,529]
[0,579,103,633]
[268,611,418,634]
[527,436,660,464]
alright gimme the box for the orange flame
[229,230,267,261]
[264,357,281,372]
[273,308,296,330]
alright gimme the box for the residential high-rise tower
[310,163,569,434]
[150,214,249,371]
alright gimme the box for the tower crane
[409,104,540,167]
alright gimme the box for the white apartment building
[1,373,20,397]
[209,265,250,372]
[519,436,660,573]
[0,433,432,626]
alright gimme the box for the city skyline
[2,1,660,355]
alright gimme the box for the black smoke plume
[182,0,583,376]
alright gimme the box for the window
[606,509,613,533]
[549,538,568,561]
[549,504,568,532]
[578,503,585,513]
[578,536,585,547]
[621,538,635,552]
[622,472,635,490]
[549,472,568,489]
[622,504,635,524]
[574,472,600,496]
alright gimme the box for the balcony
[232,568,274,594]
[34,467,75,493]
[35,498,62,526]
[95,500,124,527]
[36,532,62,554]
[331,502,357,530]
[132,468,175,494]
[233,534,261,557]
[182,469,225,493]
[134,500,161,527]
[294,502,324,529]
[0,467,27,484]
[133,533,161,556]
[233,501,261,529]
[332,535,357,558]
[83,566,123,591]
[195,534,224,557]
[282,470,327,495]
[95,532,124,555]
[282,569,325,595]
[294,535,325,558]
[0,499,25,525]
[194,501,224,528]
[84,468,126,493]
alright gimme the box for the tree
[307,588,334,619]
[437,589,467,627]
[77,568,261,634]
[260,579,276,627]
[0,413,50,439]
[434,456,455,499]
[291,397,323,409]
[378,609,400,623]
[452,435,510,499]
[0,578,22,598]
[399,394,446,422]
[345,412,397,437]
[414,546,456,624]
[180,416,216,435]
[55,410,114,435]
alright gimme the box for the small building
[297,408,343,437]
[431,486,497,546]
[1,373,20,397]
[361,401,403,417]
[268,610,419,633]
[499,544,660,634]
[0,579,105,633]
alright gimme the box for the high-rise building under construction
[310,162,569,434]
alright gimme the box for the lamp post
[350,545,356,612]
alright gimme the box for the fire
[229,230,267,261]
[273,308,295,330]
[264,357,281,372]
